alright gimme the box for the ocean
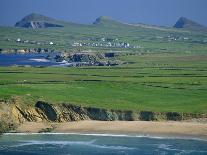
[0,53,68,67]
[0,133,206,155]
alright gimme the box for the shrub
[0,120,16,135]
[38,128,53,133]
[0,121,9,134]
[139,111,156,121]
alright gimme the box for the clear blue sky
[0,0,207,27]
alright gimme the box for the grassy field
[0,16,207,114]
[1,17,207,53]
[0,53,206,114]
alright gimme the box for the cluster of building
[6,38,55,46]
[6,36,143,49]
[72,41,130,48]
[72,37,131,48]
[1,47,56,54]
[159,35,207,44]
[166,35,189,42]
[154,35,190,42]
[72,37,142,49]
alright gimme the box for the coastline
[13,120,207,140]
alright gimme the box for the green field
[1,15,207,54]
[0,15,207,115]
[0,53,207,114]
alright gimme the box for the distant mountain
[15,13,64,29]
[15,13,207,32]
[93,16,175,32]
[174,17,206,31]
[94,16,117,24]
[93,16,127,28]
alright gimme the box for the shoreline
[4,132,207,142]
[12,120,207,140]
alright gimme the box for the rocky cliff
[15,13,64,29]
[15,21,63,29]
[0,101,206,125]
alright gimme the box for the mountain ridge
[14,13,207,32]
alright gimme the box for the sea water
[0,133,207,155]
[0,53,68,66]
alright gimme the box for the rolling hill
[0,13,207,123]
[174,17,207,31]
[15,13,66,28]
[0,13,206,53]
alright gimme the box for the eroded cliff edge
[0,100,206,125]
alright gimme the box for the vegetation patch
[0,120,16,135]
[139,111,156,121]
[166,112,182,121]
[0,53,207,114]
[38,127,53,133]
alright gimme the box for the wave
[157,143,207,153]
[12,139,96,147]
[9,139,135,150]
[4,132,207,142]
[29,58,50,62]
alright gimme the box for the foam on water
[29,58,50,62]
[9,139,135,151]
[1,133,207,154]
[157,143,207,154]
[11,139,96,147]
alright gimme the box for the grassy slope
[0,17,207,114]
[0,18,207,53]
[0,53,206,114]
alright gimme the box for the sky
[0,0,207,27]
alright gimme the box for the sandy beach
[14,120,207,139]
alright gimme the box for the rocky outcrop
[53,52,122,67]
[1,101,206,124]
[15,13,64,29]
[174,17,207,31]
[11,105,46,123]
[15,21,63,29]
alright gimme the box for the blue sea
[0,53,68,67]
[0,133,207,155]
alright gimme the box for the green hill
[15,13,67,28]
[174,17,207,31]
[93,16,127,27]
[0,13,206,53]
[0,14,207,116]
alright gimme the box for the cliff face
[0,101,206,125]
[10,102,136,123]
[15,13,64,29]
[15,21,63,29]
